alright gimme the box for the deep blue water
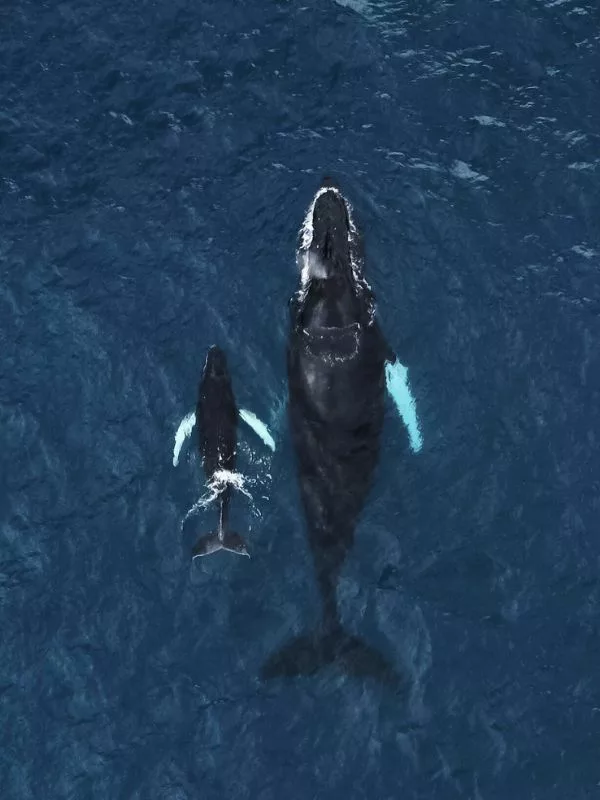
[2,1,600,797]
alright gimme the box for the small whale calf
[173,348,276,558]
[190,346,250,558]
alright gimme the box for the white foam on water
[181,469,254,527]
[173,410,196,466]
[211,469,253,500]
[239,408,276,451]
[385,360,423,453]
[334,0,371,15]
[571,245,597,259]
[568,161,598,171]
[181,494,215,527]
[451,160,490,182]
[473,115,506,128]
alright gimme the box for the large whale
[191,346,250,558]
[262,178,414,683]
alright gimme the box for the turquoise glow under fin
[239,409,276,452]
[385,361,423,453]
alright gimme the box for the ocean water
[1,1,599,798]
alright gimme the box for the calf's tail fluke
[192,530,250,558]
[192,500,250,558]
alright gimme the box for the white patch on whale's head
[295,184,375,321]
[303,251,330,280]
[204,345,228,379]
[297,185,339,287]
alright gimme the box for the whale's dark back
[287,183,392,594]
[288,320,388,564]
[261,182,403,684]
[196,346,238,481]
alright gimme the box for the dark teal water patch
[1,0,599,797]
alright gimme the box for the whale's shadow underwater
[261,179,417,688]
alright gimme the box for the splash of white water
[173,411,196,467]
[211,469,253,500]
[239,409,276,451]
[181,469,254,527]
[385,360,423,453]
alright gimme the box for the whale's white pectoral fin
[173,410,197,466]
[385,360,423,453]
[239,409,276,452]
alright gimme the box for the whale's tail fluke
[192,530,250,559]
[191,490,250,560]
[260,625,404,688]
